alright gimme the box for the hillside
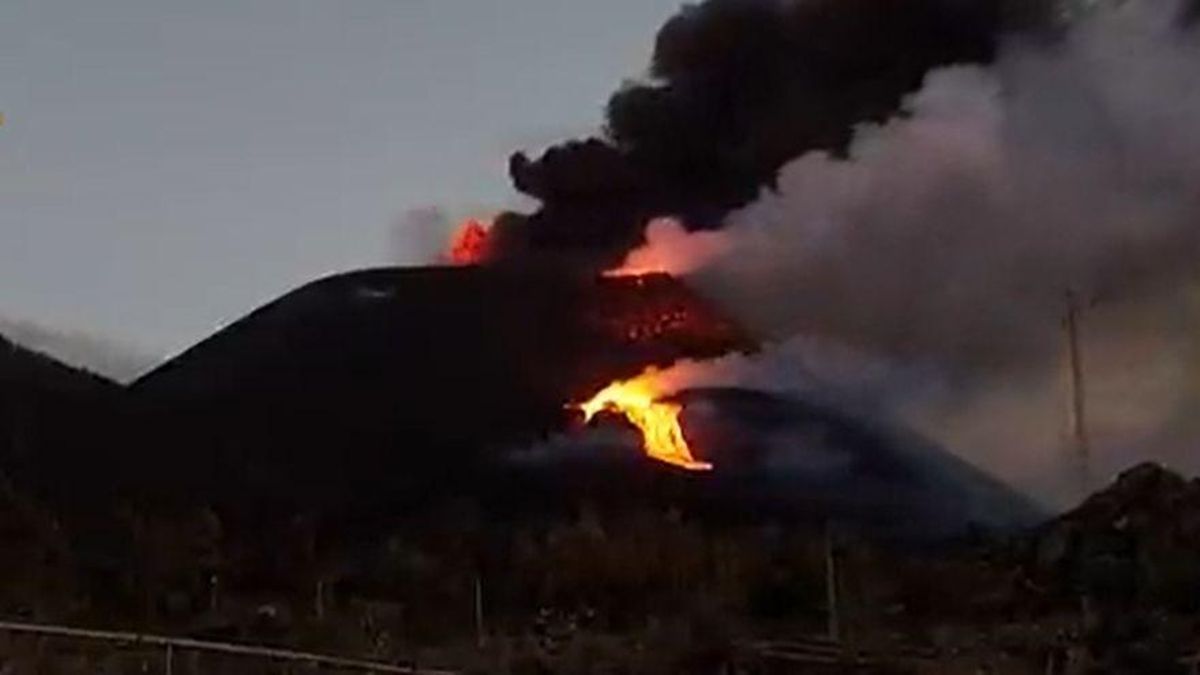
[124,265,750,511]
[0,334,125,498]
[0,333,120,394]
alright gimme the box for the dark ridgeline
[0,334,126,502]
[1018,462,1200,613]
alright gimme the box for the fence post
[165,643,173,675]
[473,574,485,648]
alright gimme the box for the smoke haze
[618,0,1200,506]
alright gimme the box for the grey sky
[1,0,681,359]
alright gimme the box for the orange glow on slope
[602,263,667,278]
[604,217,730,278]
[577,370,712,471]
[447,218,492,265]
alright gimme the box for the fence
[739,637,938,670]
[0,620,458,674]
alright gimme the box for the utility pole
[315,578,325,620]
[1064,290,1090,496]
[824,522,840,644]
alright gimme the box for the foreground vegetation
[1,462,1200,673]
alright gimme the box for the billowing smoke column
[609,0,1200,506]
[487,0,1034,264]
[698,3,1200,364]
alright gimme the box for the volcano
[121,265,748,511]
[0,264,1042,543]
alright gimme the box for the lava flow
[577,369,712,472]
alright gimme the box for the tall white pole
[1064,291,1090,496]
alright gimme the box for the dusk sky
[1,0,682,358]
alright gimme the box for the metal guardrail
[740,637,938,669]
[0,620,458,674]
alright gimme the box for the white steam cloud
[626,0,1200,508]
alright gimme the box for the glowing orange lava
[602,264,666,278]
[447,218,492,265]
[577,370,712,471]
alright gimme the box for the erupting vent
[587,273,743,351]
[447,219,492,266]
[570,272,749,472]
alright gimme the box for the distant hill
[0,318,153,383]
[0,333,125,498]
[0,333,119,395]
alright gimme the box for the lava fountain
[446,218,492,265]
[577,369,712,471]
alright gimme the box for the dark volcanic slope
[489,387,1043,540]
[128,266,748,509]
[0,334,118,395]
[680,388,1045,538]
[0,335,124,493]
